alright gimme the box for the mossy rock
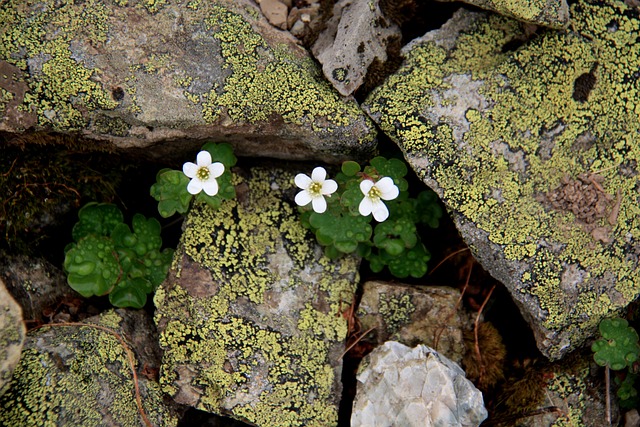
[0,278,25,398]
[154,166,360,426]
[0,0,376,162]
[436,0,569,28]
[363,0,640,360]
[0,309,180,426]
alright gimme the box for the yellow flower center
[309,181,323,196]
[368,186,381,201]
[196,166,210,181]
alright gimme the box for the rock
[0,278,25,397]
[351,341,487,427]
[312,0,402,96]
[435,0,569,28]
[0,0,376,163]
[0,251,72,323]
[154,166,360,426]
[0,309,180,426]
[496,353,616,426]
[259,0,289,30]
[357,280,472,364]
[362,0,640,360]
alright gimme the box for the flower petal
[377,177,399,200]
[311,196,327,213]
[321,179,338,195]
[311,166,327,182]
[295,173,312,190]
[371,201,390,222]
[183,162,198,178]
[187,178,203,195]
[209,162,225,178]
[202,179,219,196]
[295,190,312,207]
[359,196,374,216]
[360,179,375,195]
[196,150,212,166]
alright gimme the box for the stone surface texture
[154,166,360,426]
[0,309,179,426]
[351,341,487,427]
[0,0,376,162]
[0,278,25,397]
[312,0,402,96]
[357,280,472,364]
[363,0,640,360]
[0,251,72,323]
[436,0,569,28]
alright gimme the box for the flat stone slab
[0,0,376,162]
[0,309,179,426]
[363,0,640,360]
[154,166,360,426]
[436,0,569,28]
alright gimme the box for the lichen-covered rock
[0,0,376,162]
[436,0,569,28]
[351,341,487,427]
[363,0,640,360]
[311,0,402,96]
[0,251,72,323]
[0,309,180,426]
[357,281,472,364]
[154,166,360,426]
[0,278,25,397]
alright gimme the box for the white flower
[182,151,225,196]
[294,166,338,213]
[358,177,399,222]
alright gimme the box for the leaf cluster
[63,203,173,308]
[150,142,237,217]
[592,317,640,408]
[300,156,443,278]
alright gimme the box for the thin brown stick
[340,327,376,359]
[605,366,611,425]
[474,285,496,386]
[30,322,154,427]
[428,247,470,275]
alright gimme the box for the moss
[365,0,640,357]
[155,167,359,426]
[0,310,176,426]
[0,0,117,131]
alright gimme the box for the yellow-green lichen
[378,293,415,334]
[198,5,366,129]
[365,0,640,355]
[155,168,359,426]
[0,310,176,427]
[0,0,117,131]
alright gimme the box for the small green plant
[63,203,173,308]
[592,317,640,409]
[150,142,237,217]
[295,157,442,278]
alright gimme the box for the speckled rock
[0,0,376,163]
[357,281,472,364]
[0,278,25,397]
[363,0,640,360]
[311,0,402,96]
[0,309,180,426]
[351,341,487,427]
[0,251,72,323]
[436,0,569,28]
[154,166,360,426]
[496,353,615,427]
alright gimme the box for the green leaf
[201,142,237,168]
[150,169,192,218]
[341,161,361,176]
[72,203,124,241]
[416,190,443,228]
[63,235,120,297]
[592,317,640,371]
[109,279,148,308]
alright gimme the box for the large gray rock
[0,309,180,426]
[312,0,402,96]
[0,278,25,397]
[436,0,569,28]
[351,341,487,427]
[0,0,376,162]
[363,0,640,360]
[154,166,360,426]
